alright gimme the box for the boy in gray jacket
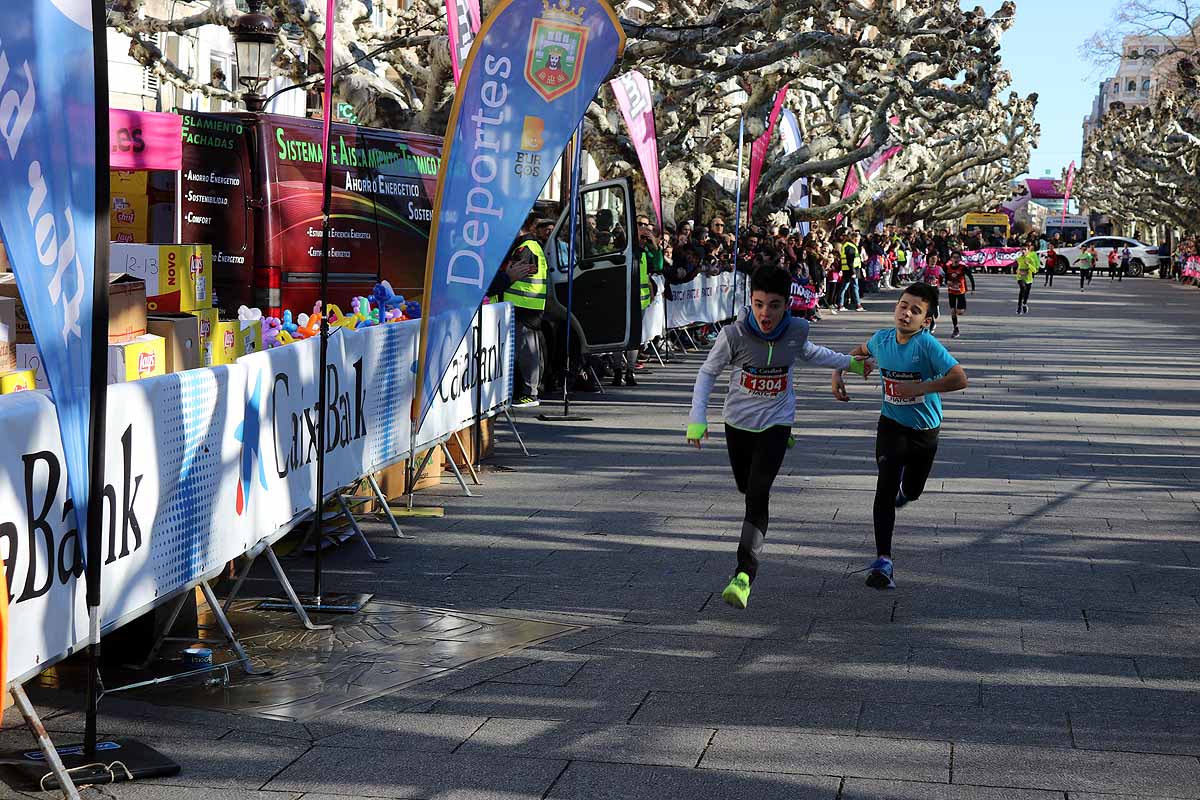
[687,266,872,608]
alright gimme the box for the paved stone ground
[5,273,1200,799]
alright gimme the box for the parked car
[1038,236,1162,278]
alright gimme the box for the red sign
[110,109,183,171]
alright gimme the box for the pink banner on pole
[1061,161,1076,225]
[834,117,902,224]
[610,70,663,232]
[447,0,483,85]
[109,109,182,171]
[746,83,789,219]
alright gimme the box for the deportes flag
[447,0,483,84]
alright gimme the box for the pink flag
[446,0,483,85]
[746,84,789,219]
[610,71,663,232]
[835,117,902,224]
[1061,161,1076,225]
[109,109,182,170]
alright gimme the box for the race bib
[882,369,921,406]
[739,365,788,398]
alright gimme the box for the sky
[973,0,1122,180]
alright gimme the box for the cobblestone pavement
[6,274,1200,799]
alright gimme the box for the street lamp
[232,0,277,112]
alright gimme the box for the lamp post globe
[232,0,277,112]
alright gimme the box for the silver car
[1038,236,1162,278]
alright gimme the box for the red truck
[178,111,440,315]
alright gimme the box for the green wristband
[686,423,708,440]
[848,357,866,377]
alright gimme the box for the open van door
[545,178,636,354]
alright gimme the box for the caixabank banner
[5,313,511,685]
[2,367,244,685]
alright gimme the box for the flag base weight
[3,737,180,791]
[257,593,373,614]
[537,413,593,422]
[387,505,444,518]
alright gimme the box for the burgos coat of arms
[525,0,589,102]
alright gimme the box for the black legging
[1017,282,1032,308]
[1044,267,1054,286]
[873,415,940,557]
[1080,268,1092,288]
[724,424,791,583]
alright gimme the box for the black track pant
[1017,281,1032,309]
[724,424,791,583]
[873,415,940,557]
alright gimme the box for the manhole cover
[118,600,580,722]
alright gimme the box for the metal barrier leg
[263,546,331,631]
[452,430,482,486]
[440,441,474,497]
[222,548,262,614]
[136,592,191,670]
[366,473,411,539]
[503,407,530,456]
[335,492,390,562]
[11,685,83,800]
[406,447,437,509]
[588,364,605,394]
[198,580,267,676]
[648,340,665,366]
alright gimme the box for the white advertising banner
[4,366,246,685]
[416,302,514,450]
[4,312,507,687]
[641,276,666,345]
[666,271,739,329]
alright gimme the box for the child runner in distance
[688,265,873,609]
[1043,242,1056,287]
[943,252,975,339]
[1015,241,1039,314]
[1075,245,1095,291]
[831,283,969,590]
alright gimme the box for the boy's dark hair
[750,265,792,299]
[901,282,939,315]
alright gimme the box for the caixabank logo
[235,370,267,516]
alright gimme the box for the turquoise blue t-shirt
[867,328,959,430]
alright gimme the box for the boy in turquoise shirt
[832,283,969,589]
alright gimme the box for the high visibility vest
[893,236,907,262]
[502,240,548,311]
[638,251,652,310]
[840,242,860,272]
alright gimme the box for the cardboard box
[191,307,220,366]
[15,344,45,388]
[0,297,15,373]
[239,319,263,356]
[111,169,149,194]
[0,273,146,344]
[110,244,213,313]
[147,314,201,373]
[108,334,166,383]
[0,369,36,394]
[110,193,149,229]
[208,320,241,366]
[110,225,148,245]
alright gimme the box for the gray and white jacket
[689,310,853,432]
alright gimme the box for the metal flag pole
[539,122,591,422]
[730,112,746,320]
[82,0,114,761]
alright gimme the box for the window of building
[1143,79,1152,91]
[1127,80,1137,92]
[1113,82,1120,93]
[1144,48,1157,58]
[1128,48,1139,58]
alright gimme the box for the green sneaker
[721,572,751,609]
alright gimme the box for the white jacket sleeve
[688,330,732,425]
[799,340,853,371]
